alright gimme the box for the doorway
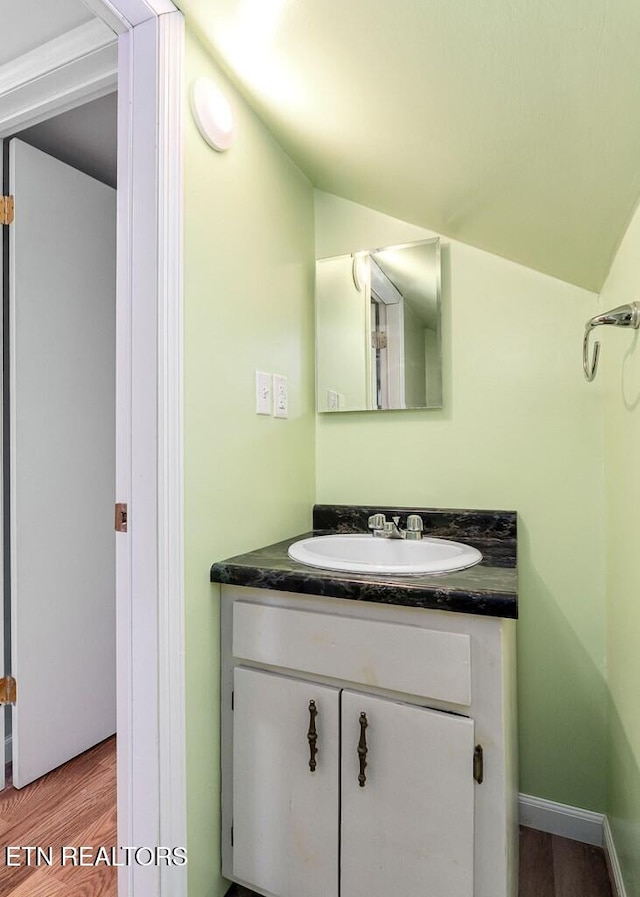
[7,93,118,788]
[0,3,186,895]
[0,92,118,895]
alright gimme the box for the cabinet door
[233,667,340,897]
[341,691,475,897]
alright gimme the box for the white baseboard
[519,793,629,897]
[603,816,628,897]
[519,793,604,846]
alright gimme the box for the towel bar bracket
[583,301,640,381]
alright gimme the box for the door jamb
[114,11,185,897]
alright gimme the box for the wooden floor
[519,826,613,897]
[228,827,615,897]
[0,736,117,897]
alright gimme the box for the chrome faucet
[367,513,424,540]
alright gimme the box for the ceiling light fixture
[190,78,235,152]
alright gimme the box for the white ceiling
[17,92,117,188]
[177,0,640,292]
[0,0,94,67]
[0,0,116,186]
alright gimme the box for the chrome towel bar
[583,302,640,381]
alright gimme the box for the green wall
[183,30,316,897]
[314,191,608,812]
[179,27,637,890]
[316,255,369,411]
[599,204,640,895]
[402,301,428,408]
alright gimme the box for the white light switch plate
[273,374,288,419]
[255,371,272,415]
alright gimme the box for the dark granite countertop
[210,505,518,620]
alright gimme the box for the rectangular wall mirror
[316,237,442,412]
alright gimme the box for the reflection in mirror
[316,238,442,412]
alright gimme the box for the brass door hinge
[473,744,484,784]
[371,330,387,350]
[0,676,17,704]
[115,502,128,533]
[0,196,14,226]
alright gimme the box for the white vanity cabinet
[221,586,518,897]
[232,666,340,897]
[340,689,475,897]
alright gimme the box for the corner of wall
[183,26,316,897]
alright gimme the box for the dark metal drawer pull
[357,711,368,786]
[307,700,318,772]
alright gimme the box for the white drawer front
[232,601,471,705]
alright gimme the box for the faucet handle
[406,515,424,539]
[368,513,386,532]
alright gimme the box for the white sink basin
[288,534,482,575]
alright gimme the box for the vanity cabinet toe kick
[220,586,518,897]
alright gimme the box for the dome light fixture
[190,78,235,152]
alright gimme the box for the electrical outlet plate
[255,371,272,415]
[273,374,288,419]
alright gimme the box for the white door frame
[0,3,186,897]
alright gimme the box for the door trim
[113,8,186,897]
[0,4,186,896]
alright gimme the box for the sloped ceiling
[177,0,640,292]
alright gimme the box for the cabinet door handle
[357,711,368,787]
[307,700,318,772]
